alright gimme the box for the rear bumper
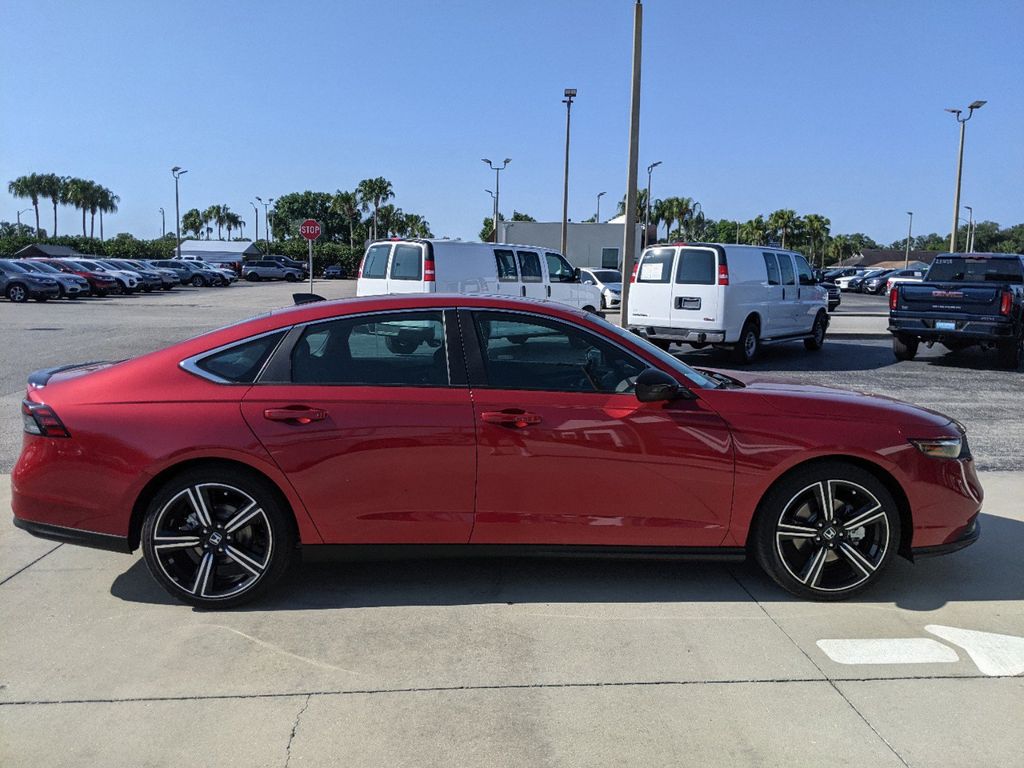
[889,315,1015,342]
[912,516,980,558]
[13,517,132,553]
[631,325,727,343]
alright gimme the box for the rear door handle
[520,285,526,297]
[263,406,327,424]
[546,284,551,297]
[481,409,542,428]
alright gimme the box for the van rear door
[356,243,392,296]
[493,248,522,298]
[386,242,430,294]
[669,246,721,332]
[628,247,676,327]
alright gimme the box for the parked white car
[885,268,927,294]
[356,240,602,312]
[834,270,869,291]
[627,243,829,363]
[580,267,623,310]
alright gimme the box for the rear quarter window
[193,331,287,383]
[637,249,674,283]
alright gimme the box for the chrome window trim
[179,327,292,385]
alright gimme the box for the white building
[497,219,642,271]
[177,240,262,261]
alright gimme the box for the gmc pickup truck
[889,253,1024,369]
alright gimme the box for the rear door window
[389,244,423,280]
[637,249,674,283]
[517,251,542,282]
[778,254,796,285]
[495,249,518,282]
[675,249,716,285]
[361,245,391,279]
[763,253,780,285]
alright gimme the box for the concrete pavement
[2,472,1022,766]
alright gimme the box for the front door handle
[481,409,542,428]
[264,406,327,424]
[521,285,526,297]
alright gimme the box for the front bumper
[632,325,727,343]
[911,516,980,558]
[30,284,61,298]
[13,517,132,553]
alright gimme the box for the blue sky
[2,0,1021,244]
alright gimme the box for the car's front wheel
[752,461,900,600]
[191,275,206,287]
[804,311,828,351]
[141,467,295,608]
[7,283,28,302]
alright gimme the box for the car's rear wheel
[892,335,918,361]
[142,467,295,608]
[285,272,298,282]
[247,273,260,282]
[752,461,900,600]
[997,335,1023,370]
[731,319,760,364]
[7,283,28,302]
[191,275,206,287]
[804,311,828,351]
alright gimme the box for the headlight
[909,437,963,459]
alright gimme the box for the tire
[582,305,598,314]
[731,319,760,364]
[142,285,153,293]
[650,339,672,351]
[116,280,131,294]
[246,273,260,282]
[57,286,66,299]
[285,272,298,283]
[752,460,900,601]
[34,296,48,303]
[804,311,828,351]
[6,283,29,303]
[162,284,173,291]
[997,335,1023,370]
[191,275,206,288]
[892,335,918,361]
[95,288,108,298]
[141,466,296,609]
[688,342,708,350]
[600,296,608,310]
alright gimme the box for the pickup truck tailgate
[899,284,1004,316]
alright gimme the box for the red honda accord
[12,295,981,607]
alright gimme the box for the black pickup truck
[889,253,1024,369]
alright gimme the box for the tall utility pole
[596,191,606,223]
[619,1,643,324]
[482,159,510,243]
[171,167,187,259]
[644,160,661,247]
[945,100,985,252]
[963,205,974,252]
[17,208,31,228]
[256,197,273,253]
[250,202,259,246]
[904,211,913,268]
[561,88,577,255]
[159,207,165,238]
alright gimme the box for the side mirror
[572,267,581,283]
[635,368,691,403]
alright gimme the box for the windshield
[586,313,717,389]
[27,261,60,273]
[0,260,29,272]
[592,270,622,283]
[927,256,1023,283]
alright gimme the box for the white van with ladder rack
[356,239,602,312]
[626,243,829,363]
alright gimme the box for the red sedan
[12,295,981,607]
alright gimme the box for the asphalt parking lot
[1,282,1022,767]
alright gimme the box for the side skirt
[300,543,748,564]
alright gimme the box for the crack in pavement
[283,693,311,768]
[0,543,63,587]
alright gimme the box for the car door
[775,253,800,333]
[463,309,735,547]
[516,250,546,300]
[761,252,787,336]
[629,247,676,328]
[241,309,476,544]
[356,243,392,296]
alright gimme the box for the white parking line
[817,638,959,665]
[925,625,1024,677]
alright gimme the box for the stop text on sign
[299,219,321,241]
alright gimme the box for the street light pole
[561,88,577,256]
[485,189,497,233]
[619,0,643,324]
[171,167,187,259]
[596,191,606,223]
[159,207,165,238]
[482,159,510,243]
[946,100,985,252]
[250,202,259,246]
[904,211,913,268]
[644,161,661,246]
[17,207,31,228]
[963,206,974,252]
[256,197,273,253]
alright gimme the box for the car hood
[707,370,954,432]
[603,282,623,292]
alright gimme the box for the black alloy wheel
[753,462,899,600]
[6,283,29,303]
[142,468,294,608]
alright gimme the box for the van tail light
[889,286,899,310]
[630,261,639,283]
[424,253,436,282]
[22,401,70,438]
[717,263,730,286]
[357,255,366,278]
[999,290,1012,316]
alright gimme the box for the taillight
[357,255,366,278]
[424,253,435,282]
[630,261,639,283]
[999,290,1012,316]
[22,401,70,438]
[890,286,899,310]
[717,263,730,286]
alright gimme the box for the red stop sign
[299,219,321,241]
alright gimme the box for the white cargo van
[356,239,602,311]
[627,243,829,363]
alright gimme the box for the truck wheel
[804,312,828,351]
[650,339,672,351]
[731,320,760,364]
[997,336,1023,370]
[892,335,918,361]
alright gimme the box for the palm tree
[377,204,403,238]
[827,234,853,266]
[182,208,203,239]
[97,186,119,241]
[332,190,364,250]
[803,214,831,267]
[740,215,769,246]
[37,173,65,238]
[203,205,225,239]
[403,213,432,238]
[224,211,243,239]
[767,209,800,249]
[616,188,649,222]
[62,177,94,237]
[8,174,43,234]
[357,177,394,241]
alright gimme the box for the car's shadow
[111,511,1023,613]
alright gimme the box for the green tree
[803,214,831,267]
[8,173,43,234]
[402,213,432,238]
[38,173,66,238]
[271,191,339,241]
[331,189,364,250]
[480,213,505,241]
[97,185,119,241]
[62,177,95,237]
[377,203,402,238]
[767,209,800,249]
[740,215,769,246]
[356,177,394,241]
[181,208,203,239]
[203,205,226,239]
[616,188,649,222]
[224,210,243,240]
[511,211,536,222]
